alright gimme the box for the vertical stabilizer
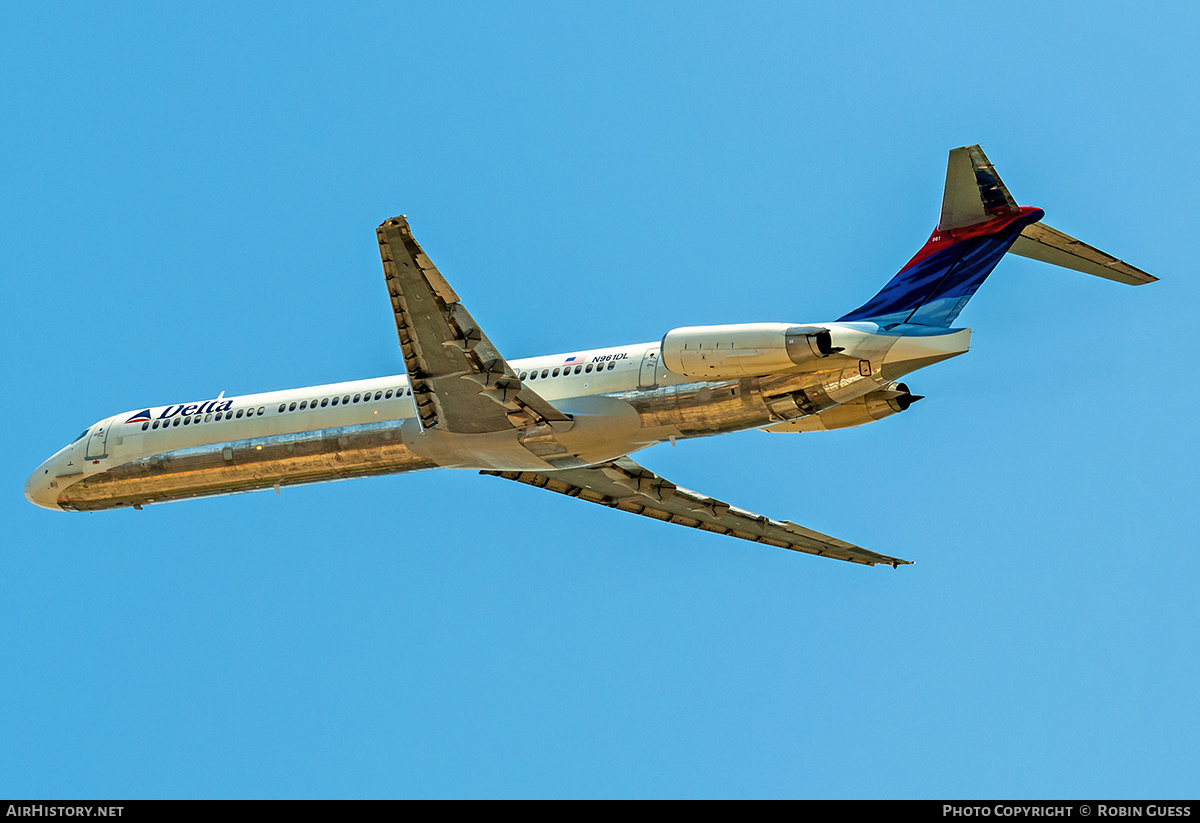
[840,145,1041,328]
[939,145,1019,231]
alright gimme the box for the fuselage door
[639,348,660,389]
[84,417,113,461]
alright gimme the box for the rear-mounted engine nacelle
[763,382,923,433]
[661,323,842,379]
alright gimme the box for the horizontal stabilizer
[1008,222,1157,285]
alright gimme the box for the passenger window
[607,362,615,370]
[585,364,593,373]
[258,406,265,414]
[343,395,350,404]
[173,418,180,427]
[321,398,328,407]
[236,409,244,419]
[278,404,286,413]
[552,368,560,377]
[374,391,382,400]
[183,417,190,425]
[519,372,527,380]
[205,413,212,422]
[152,420,159,429]
[289,402,296,411]
[332,397,339,406]
[142,422,149,431]
[385,390,393,399]
[574,365,582,374]
[541,369,549,378]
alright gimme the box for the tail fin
[840,145,1154,329]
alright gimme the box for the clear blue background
[3,1,1196,798]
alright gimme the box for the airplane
[23,146,1157,567]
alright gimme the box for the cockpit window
[74,428,90,442]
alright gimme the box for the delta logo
[125,398,235,424]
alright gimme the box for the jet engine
[762,382,923,433]
[661,323,843,379]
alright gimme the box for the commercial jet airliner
[24,146,1156,566]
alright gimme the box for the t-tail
[839,145,1157,329]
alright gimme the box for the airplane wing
[376,216,571,433]
[483,458,911,567]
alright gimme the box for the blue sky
[3,1,1197,798]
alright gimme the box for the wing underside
[376,216,569,433]
[484,458,910,567]
[381,216,906,566]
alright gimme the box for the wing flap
[484,457,910,567]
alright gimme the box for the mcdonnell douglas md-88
[24,146,1156,567]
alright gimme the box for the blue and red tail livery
[840,206,1044,328]
[840,144,1153,328]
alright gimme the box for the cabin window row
[520,361,615,381]
[276,388,413,414]
[141,405,268,430]
[138,387,415,431]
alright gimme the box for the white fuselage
[24,323,971,512]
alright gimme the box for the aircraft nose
[24,463,63,510]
